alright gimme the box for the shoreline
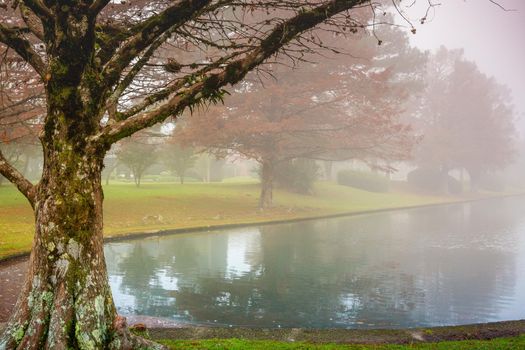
[1,319,524,344]
[146,319,525,344]
[1,191,524,264]
[1,193,524,344]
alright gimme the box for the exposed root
[110,316,168,350]
[1,315,167,350]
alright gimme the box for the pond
[105,196,525,329]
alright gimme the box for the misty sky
[399,0,525,132]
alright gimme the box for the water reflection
[104,197,525,328]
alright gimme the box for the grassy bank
[0,180,514,259]
[145,320,525,349]
[159,336,525,349]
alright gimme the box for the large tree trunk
[259,160,274,209]
[467,168,481,193]
[323,161,333,181]
[1,9,162,339]
[133,169,142,188]
[439,167,450,194]
[1,144,163,349]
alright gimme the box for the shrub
[260,159,319,194]
[447,176,463,194]
[407,168,463,194]
[407,168,442,190]
[337,169,389,193]
[479,174,505,192]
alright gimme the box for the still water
[105,197,525,328]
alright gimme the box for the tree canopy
[412,47,517,188]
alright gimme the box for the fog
[405,0,525,133]
[1,0,525,343]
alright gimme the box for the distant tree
[0,136,41,185]
[161,142,197,184]
[413,47,517,191]
[117,138,157,187]
[0,142,22,186]
[175,24,424,208]
[190,153,226,183]
[0,56,43,184]
[102,154,119,186]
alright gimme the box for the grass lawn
[159,336,525,349]
[0,180,514,259]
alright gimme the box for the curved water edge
[106,195,525,329]
[1,192,523,264]
[2,195,525,330]
[1,319,523,344]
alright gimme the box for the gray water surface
[105,197,525,328]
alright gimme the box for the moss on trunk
[0,139,165,349]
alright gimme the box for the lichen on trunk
[0,140,165,349]
[1,17,165,344]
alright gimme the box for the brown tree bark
[467,167,481,193]
[1,137,164,350]
[259,159,275,209]
[1,5,165,347]
[134,171,142,188]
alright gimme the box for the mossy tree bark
[0,4,165,350]
[1,147,164,349]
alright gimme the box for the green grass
[159,335,525,349]
[0,180,514,259]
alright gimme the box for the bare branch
[113,49,247,120]
[89,0,112,16]
[20,0,53,21]
[0,148,36,207]
[19,3,44,40]
[0,24,46,78]
[94,0,369,146]
[488,0,516,12]
[105,28,177,120]
[101,0,215,88]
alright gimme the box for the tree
[160,141,197,184]
[0,137,42,185]
[102,153,119,185]
[174,24,424,208]
[413,47,517,191]
[116,138,157,187]
[0,45,44,185]
[273,158,320,194]
[0,0,414,347]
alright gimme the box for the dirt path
[0,257,27,322]
[0,257,183,328]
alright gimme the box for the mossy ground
[0,179,516,259]
[158,335,525,349]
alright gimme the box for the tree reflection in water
[104,197,525,328]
